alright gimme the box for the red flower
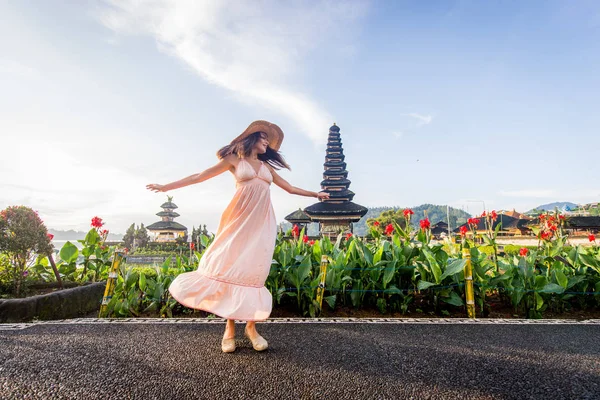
[373,221,380,227]
[539,214,546,221]
[467,218,480,227]
[190,242,195,250]
[549,224,558,232]
[490,210,498,221]
[47,233,54,240]
[303,235,309,243]
[385,224,394,235]
[403,209,414,217]
[589,234,596,242]
[481,211,487,217]
[541,231,552,241]
[309,240,315,246]
[419,218,431,230]
[291,224,299,238]
[101,229,109,236]
[559,214,566,221]
[548,216,556,223]
[345,233,353,240]
[460,226,468,236]
[91,216,104,228]
[123,247,129,254]
[519,247,528,256]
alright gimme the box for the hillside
[527,202,578,213]
[279,205,472,237]
[48,229,123,241]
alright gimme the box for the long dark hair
[217,131,290,170]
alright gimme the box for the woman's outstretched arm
[268,166,330,200]
[146,156,234,193]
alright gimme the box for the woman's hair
[217,131,290,170]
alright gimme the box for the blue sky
[1,0,599,234]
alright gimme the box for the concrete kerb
[0,282,106,323]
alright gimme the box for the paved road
[1,319,599,399]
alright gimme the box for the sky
[1,0,599,235]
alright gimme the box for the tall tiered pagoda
[304,123,368,237]
[146,196,188,242]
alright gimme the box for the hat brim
[230,120,284,151]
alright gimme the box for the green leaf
[554,270,568,289]
[441,291,464,306]
[373,245,384,266]
[382,261,396,288]
[422,247,442,284]
[324,295,336,309]
[535,292,544,310]
[59,241,79,264]
[567,275,585,289]
[139,272,147,292]
[440,259,466,281]
[541,283,565,294]
[297,255,312,283]
[417,280,435,291]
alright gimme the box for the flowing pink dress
[168,159,276,321]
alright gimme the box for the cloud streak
[97,0,368,144]
[402,113,433,126]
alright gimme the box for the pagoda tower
[146,196,188,242]
[304,123,367,237]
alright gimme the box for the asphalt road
[1,320,599,399]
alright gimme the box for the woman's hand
[317,191,330,200]
[146,184,167,193]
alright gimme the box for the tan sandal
[245,329,268,351]
[221,338,236,353]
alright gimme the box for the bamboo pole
[462,248,476,319]
[316,255,329,310]
[98,251,124,318]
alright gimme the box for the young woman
[146,120,329,353]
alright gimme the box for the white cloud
[97,0,368,145]
[402,113,433,126]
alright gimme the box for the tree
[0,206,54,296]
[134,223,150,248]
[122,223,135,249]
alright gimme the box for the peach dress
[168,158,276,321]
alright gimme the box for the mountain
[48,229,123,241]
[279,205,471,237]
[527,202,578,213]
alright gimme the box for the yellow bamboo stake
[462,248,476,318]
[98,251,125,318]
[316,255,329,310]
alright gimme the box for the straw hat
[230,120,284,151]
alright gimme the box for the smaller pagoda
[147,196,188,242]
[284,208,312,235]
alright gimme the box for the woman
[147,120,329,353]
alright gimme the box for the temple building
[284,208,313,235]
[146,196,188,242]
[304,123,368,237]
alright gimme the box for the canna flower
[101,229,109,236]
[490,210,498,221]
[291,224,299,238]
[589,234,596,242]
[467,218,480,227]
[373,221,380,227]
[345,233,353,240]
[309,240,315,246]
[403,209,414,217]
[47,233,54,240]
[539,214,546,221]
[519,247,529,256]
[549,224,558,232]
[303,235,309,243]
[481,211,487,217]
[385,224,394,235]
[541,231,552,241]
[123,247,129,254]
[460,226,468,236]
[558,214,566,221]
[190,242,195,250]
[91,216,104,228]
[419,218,431,230]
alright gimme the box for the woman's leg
[245,321,258,338]
[245,321,268,350]
[223,319,235,339]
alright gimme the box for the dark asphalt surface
[1,322,599,399]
